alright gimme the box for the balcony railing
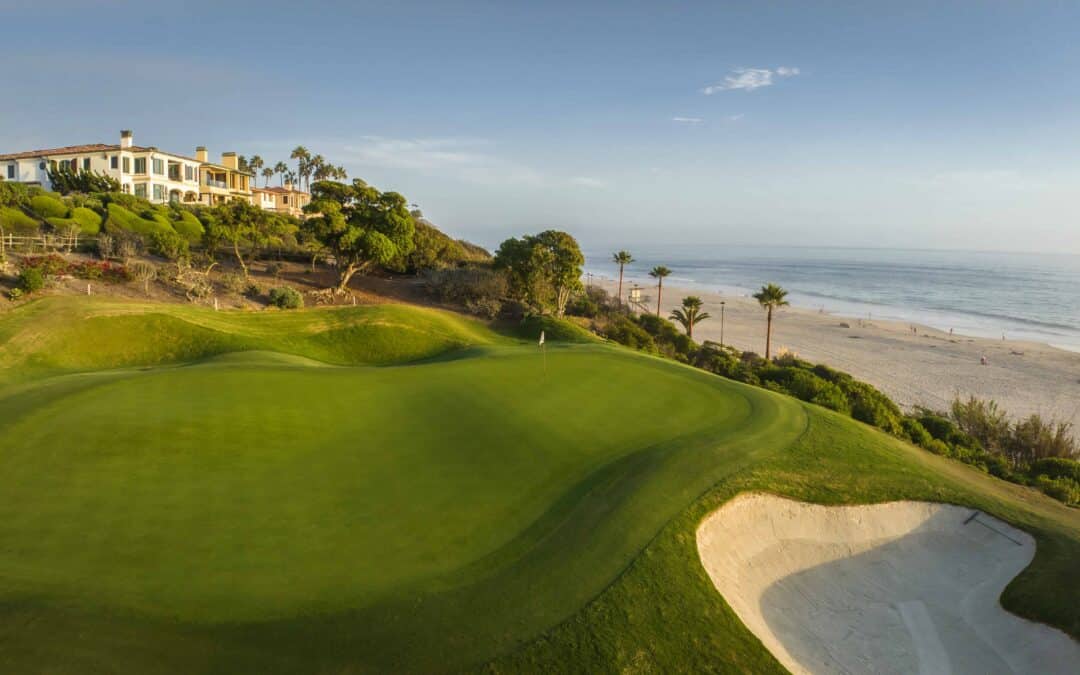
[203,178,227,189]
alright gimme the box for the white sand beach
[593,277,1080,427]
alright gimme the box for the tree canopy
[494,230,584,316]
[302,179,415,292]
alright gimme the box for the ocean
[583,245,1080,352]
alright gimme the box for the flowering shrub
[19,255,131,283]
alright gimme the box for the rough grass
[0,298,1075,674]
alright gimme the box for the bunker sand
[697,493,1080,674]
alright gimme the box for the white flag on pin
[538,330,545,346]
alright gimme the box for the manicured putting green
[0,347,773,623]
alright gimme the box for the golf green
[0,297,1075,674]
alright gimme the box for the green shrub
[268,286,304,309]
[7,287,23,301]
[844,381,903,434]
[1034,475,1080,506]
[106,203,174,237]
[0,181,32,208]
[29,194,69,219]
[17,268,45,293]
[925,438,951,456]
[171,209,205,242]
[71,207,103,235]
[148,229,189,261]
[603,315,657,352]
[0,206,41,234]
[902,417,933,447]
[1028,457,1080,482]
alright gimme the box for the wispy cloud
[726,114,745,122]
[570,176,609,189]
[701,66,800,94]
[338,136,543,186]
[672,116,704,124]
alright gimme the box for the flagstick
[542,341,547,377]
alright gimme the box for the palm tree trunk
[656,279,663,316]
[765,306,773,359]
[688,318,693,340]
[617,265,624,306]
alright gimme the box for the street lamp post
[720,300,726,349]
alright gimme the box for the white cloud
[338,136,544,186]
[570,176,608,189]
[726,114,745,122]
[702,66,800,94]
[672,116,704,124]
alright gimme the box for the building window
[184,165,194,181]
[153,184,165,201]
[6,164,14,179]
[283,196,289,205]
[38,161,46,170]
[83,158,91,171]
[134,184,147,198]
[152,158,164,175]
[134,158,146,174]
[122,184,131,194]
[111,156,118,169]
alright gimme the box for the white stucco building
[0,130,203,204]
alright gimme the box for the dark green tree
[494,230,584,316]
[302,179,415,292]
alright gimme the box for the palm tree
[307,154,325,190]
[261,167,274,187]
[290,146,310,190]
[249,155,265,181]
[612,250,633,306]
[753,283,789,359]
[273,161,288,186]
[649,265,671,317]
[670,296,711,340]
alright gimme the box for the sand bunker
[697,494,1079,674]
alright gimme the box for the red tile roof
[0,143,199,162]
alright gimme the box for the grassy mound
[0,299,1075,674]
[0,297,500,379]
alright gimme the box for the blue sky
[2,1,1079,253]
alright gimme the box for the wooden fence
[0,231,97,256]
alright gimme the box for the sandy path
[696,494,1080,674]
[592,277,1080,426]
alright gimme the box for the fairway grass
[0,297,1076,673]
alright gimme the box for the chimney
[195,146,208,163]
[120,129,133,149]
[284,179,293,191]
[221,152,238,170]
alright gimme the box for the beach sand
[593,277,1080,427]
